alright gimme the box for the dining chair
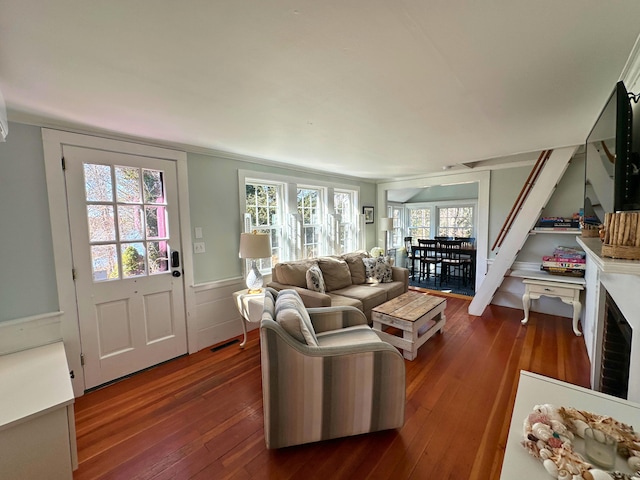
[404,236,417,278]
[417,239,440,280]
[438,240,472,287]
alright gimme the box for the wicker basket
[601,244,640,260]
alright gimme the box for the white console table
[501,371,640,479]
[511,269,585,336]
[232,289,265,347]
[0,342,77,479]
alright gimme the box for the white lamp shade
[380,217,394,232]
[239,232,271,259]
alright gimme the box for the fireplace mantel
[577,237,640,403]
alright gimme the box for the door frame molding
[42,129,195,396]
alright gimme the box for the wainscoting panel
[192,277,262,351]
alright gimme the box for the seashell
[588,469,614,480]
[533,422,554,441]
[558,469,571,480]
[539,447,552,460]
[551,419,568,434]
[571,419,589,438]
[543,458,559,477]
[628,454,640,471]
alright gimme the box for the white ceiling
[1,1,640,180]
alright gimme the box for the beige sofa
[267,251,409,320]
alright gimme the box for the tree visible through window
[438,206,473,238]
[84,163,169,282]
[408,208,430,239]
[245,182,282,268]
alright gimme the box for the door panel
[64,145,187,389]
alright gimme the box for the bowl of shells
[521,404,640,479]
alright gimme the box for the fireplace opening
[599,292,632,399]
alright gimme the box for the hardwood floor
[73,295,590,479]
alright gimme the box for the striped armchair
[260,288,405,449]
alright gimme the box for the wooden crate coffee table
[371,291,446,360]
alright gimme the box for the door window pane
[84,164,113,202]
[145,206,167,239]
[115,166,142,203]
[91,244,119,281]
[121,243,147,278]
[143,169,165,204]
[118,205,145,241]
[87,205,116,242]
[147,241,169,274]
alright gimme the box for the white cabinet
[0,342,77,479]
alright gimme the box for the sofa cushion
[275,289,319,346]
[341,251,369,284]
[370,280,405,300]
[363,256,393,283]
[316,325,383,347]
[274,260,315,287]
[330,284,388,314]
[318,257,352,292]
[305,263,326,294]
[327,293,363,311]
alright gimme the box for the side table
[511,269,585,336]
[232,289,265,347]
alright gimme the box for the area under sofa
[267,251,409,320]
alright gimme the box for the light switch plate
[193,242,206,254]
[194,227,203,239]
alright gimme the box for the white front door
[64,145,187,389]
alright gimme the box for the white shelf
[529,229,581,235]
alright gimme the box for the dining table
[407,241,477,284]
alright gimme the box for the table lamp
[381,217,394,254]
[239,231,272,293]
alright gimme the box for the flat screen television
[584,81,640,224]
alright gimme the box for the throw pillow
[317,257,352,291]
[341,251,369,284]
[363,256,393,283]
[275,289,319,346]
[305,263,326,293]
[274,260,315,287]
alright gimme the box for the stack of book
[541,246,586,277]
[533,216,580,231]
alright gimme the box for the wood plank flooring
[73,294,590,479]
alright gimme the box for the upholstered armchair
[260,288,405,449]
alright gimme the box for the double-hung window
[437,205,474,238]
[241,171,359,266]
[297,187,323,258]
[244,181,283,270]
[407,208,431,239]
[334,189,357,254]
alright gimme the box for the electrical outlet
[193,242,206,254]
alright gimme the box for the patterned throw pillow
[363,256,393,283]
[305,264,326,293]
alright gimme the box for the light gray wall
[0,123,58,322]
[406,182,478,203]
[489,155,585,261]
[187,152,376,284]
[0,122,377,323]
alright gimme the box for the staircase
[468,146,578,316]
